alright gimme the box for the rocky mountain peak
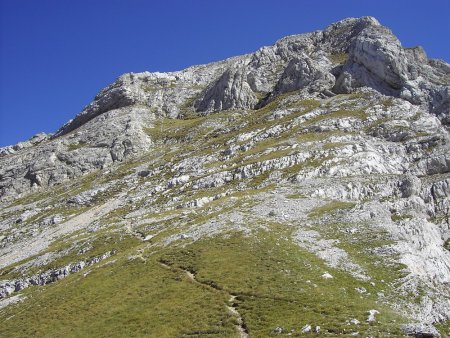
[0,17,449,337]
[0,16,448,200]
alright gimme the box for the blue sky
[1,0,449,147]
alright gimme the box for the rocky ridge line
[0,16,448,201]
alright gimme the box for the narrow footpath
[159,261,249,337]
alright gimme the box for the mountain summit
[0,17,449,337]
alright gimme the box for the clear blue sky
[1,0,449,147]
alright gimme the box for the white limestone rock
[367,309,380,323]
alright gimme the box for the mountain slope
[0,17,449,337]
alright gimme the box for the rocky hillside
[0,17,449,337]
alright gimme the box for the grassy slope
[0,249,234,337]
[1,224,407,337]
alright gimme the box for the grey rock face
[194,63,258,113]
[401,323,441,338]
[0,251,114,298]
[1,16,448,201]
[67,185,109,205]
[399,175,422,198]
[335,24,410,95]
[0,133,50,158]
[266,56,335,102]
[54,75,138,138]
[0,106,153,200]
[333,21,449,126]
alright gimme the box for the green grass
[143,116,206,141]
[444,238,450,252]
[9,182,69,207]
[247,171,270,188]
[382,98,395,109]
[303,109,368,126]
[236,96,320,137]
[0,257,234,337]
[0,222,410,337]
[286,98,321,111]
[308,200,356,219]
[139,96,323,176]
[160,226,407,337]
[322,223,408,285]
[239,148,292,167]
[66,141,87,151]
[282,156,331,178]
[322,141,350,150]
[295,130,344,143]
[286,193,306,199]
[436,321,450,338]
[391,213,413,222]
[329,52,349,64]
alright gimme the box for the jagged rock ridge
[1,17,448,201]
